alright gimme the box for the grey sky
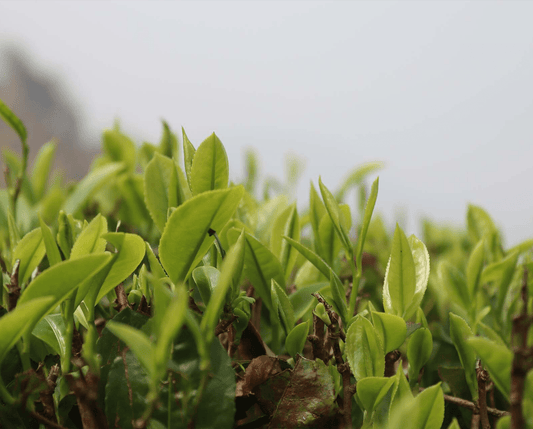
[1,1,533,246]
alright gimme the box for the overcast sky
[1,1,533,246]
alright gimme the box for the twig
[114,283,130,312]
[418,387,509,418]
[215,314,238,336]
[385,350,401,377]
[476,361,490,429]
[308,313,329,363]
[29,411,68,429]
[7,259,21,311]
[510,267,533,429]
[312,293,352,429]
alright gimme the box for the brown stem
[29,411,68,429]
[37,364,59,426]
[419,387,509,418]
[7,259,21,311]
[308,314,328,363]
[313,293,352,428]
[510,267,533,429]
[215,314,238,337]
[476,361,490,429]
[114,283,130,312]
[385,350,401,377]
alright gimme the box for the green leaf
[372,311,407,353]
[154,283,188,377]
[329,268,349,325]
[63,162,124,215]
[190,133,229,195]
[102,129,136,171]
[106,321,156,379]
[270,279,295,335]
[192,266,220,305]
[30,141,56,201]
[407,327,433,386]
[403,234,431,321]
[289,282,329,320]
[39,215,62,266]
[318,212,342,266]
[345,315,384,380]
[12,227,46,285]
[0,297,55,367]
[437,261,469,311]
[467,337,512,400]
[32,314,66,357]
[285,321,309,359]
[201,231,246,345]
[0,97,27,149]
[18,254,112,310]
[159,186,244,284]
[182,127,196,189]
[270,204,300,281]
[336,162,383,202]
[70,213,108,259]
[145,242,166,280]
[383,225,417,319]
[356,376,395,413]
[105,351,149,429]
[449,313,478,400]
[228,229,285,312]
[389,383,444,429]
[159,120,178,160]
[466,239,485,299]
[309,182,327,256]
[355,176,379,273]
[318,177,352,259]
[283,236,331,279]
[93,233,146,304]
[480,250,518,315]
[144,153,179,233]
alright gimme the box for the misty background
[1,1,532,247]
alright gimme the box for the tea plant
[0,97,532,429]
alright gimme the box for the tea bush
[0,98,532,428]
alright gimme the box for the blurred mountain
[0,46,98,184]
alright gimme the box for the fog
[1,1,532,246]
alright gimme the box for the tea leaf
[70,213,108,259]
[182,127,196,189]
[449,313,478,400]
[102,129,136,171]
[30,141,56,201]
[355,177,379,273]
[283,236,331,279]
[192,266,220,305]
[407,327,433,387]
[285,321,309,359]
[270,279,295,335]
[318,177,352,259]
[345,315,384,380]
[0,98,27,145]
[12,227,46,285]
[190,133,229,195]
[39,215,62,266]
[159,186,244,284]
[106,321,156,378]
[329,269,349,325]
[64,162,124,215]
[383,225,417,319]
[19,253,112,309]
[356,376,395,413]
[467,336,512,400]
[144,153,178,232]
[466,239,485,299]
[94,233,146,303]
[372,311,407,354]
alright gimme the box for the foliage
[0,98,532,429]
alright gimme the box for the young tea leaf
[30,141,56,201]
[285,321,309,359]
[356,376,395,413]
[372,311,407,354]
[182,127,196,190]
[190,133,229,195]
[39,215,62,266]
[12,227,46,285]
[449,313,478,400]
[345,315,385,380]
[70,213,108,259]
[407,327,433,387]
[355,177,379,274]
[159,186,244,284]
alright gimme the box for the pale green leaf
[70,213,108,259]
[190,133,229,195]
[31,141,56,201]
[12,227,46,285]
[285,321,309,359]
[345,315,384,380]
[372,311,407,354]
